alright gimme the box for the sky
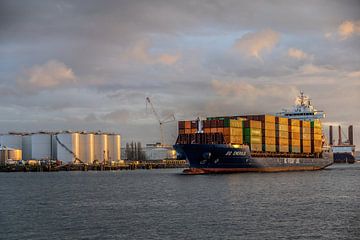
[0,0,359,147]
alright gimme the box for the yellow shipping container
[313,134,322,140]
[303,146,311,153]
[264,145,276,152]
[302,140,311,146]
[278,145,289,152]
[302,128,311,134]
[291,139,301,146]
[290,119,300,126]
[250,143,262,151]
[279,125,288,131]
[302,121,311,128]
[278,131,288,138]
[302,133,311,140]
[229,119,243,128]
[263,122,275,130]
[277,117,288,125]
[231,128,243,136]
[291,126,300,133]
[264,137,276,145]
[279,138,288,145]
[263,129,276,137]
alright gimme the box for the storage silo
[22,135,32,160]
[51,135,58,161]
[31,133,52,160]
[0,134,23,150]
[94,133,108,163]
[79,133,94,164]
[56,132,80,163]
[0,146,22,164]
[108,134,121,162]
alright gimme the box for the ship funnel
[329,125,333,146]
[348,125,353,145]
[338,125,342,145]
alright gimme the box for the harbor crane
[146,97,175,146]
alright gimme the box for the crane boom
[146,97,175,146]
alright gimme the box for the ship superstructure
[276,91,325,120]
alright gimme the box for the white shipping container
[31,134,52,160]
[56,133,80,163]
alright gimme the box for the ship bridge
[276,91,325,121]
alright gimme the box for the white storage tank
[56,132,80,163]
[0,134,23,150]
[94,133,108,163]
[79,133,94,164]
[51,135,58,161]
[22,135,32,160]
[0,146,22,164]
[31,133,52,160]
[108,134,121,162]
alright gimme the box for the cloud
[233,29,280,61]
[211,79,298,102]
[16,60,76,93]
[122,39,180,65]
[326,20,360,40]
[338,20,360,40]
[287,48,312,60]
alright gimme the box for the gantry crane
[146,97,175,146]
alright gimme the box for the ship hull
[174,144,333,174]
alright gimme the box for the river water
[1,164,359,240]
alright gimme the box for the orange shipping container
[185,121,191,129]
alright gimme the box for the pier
[0,160,188,172]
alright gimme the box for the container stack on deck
[301,121,311,153]
[289,119,301,153]
[177,114,323,155]
[276,117,289,152]
[311,120,322,153]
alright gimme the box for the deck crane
[146,97,175,146]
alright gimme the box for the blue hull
[174,144,333,174]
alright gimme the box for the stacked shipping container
[178,114,323,155]
[311,120,322,153]
[276,117,289,152]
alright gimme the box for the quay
[0,160,188,172]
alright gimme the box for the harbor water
[1,164,359,240]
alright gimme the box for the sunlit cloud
[122,39,181,65]
[325,20,360,40]
[233,29,280,61]
[287,48,312,60]
[16,60,76,94]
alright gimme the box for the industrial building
[0,131,121,164]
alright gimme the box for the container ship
[174,92,333,174]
